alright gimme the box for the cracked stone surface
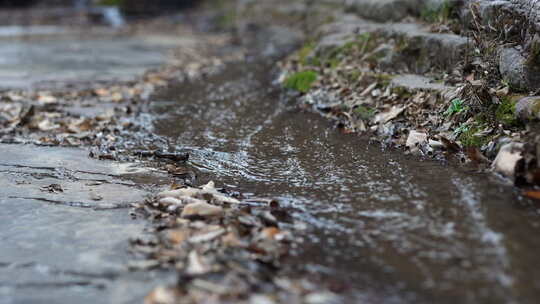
[0,144,170,303]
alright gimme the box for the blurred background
[0,0,203,27]
[0,0,230,89]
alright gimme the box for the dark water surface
[151,61,540,304]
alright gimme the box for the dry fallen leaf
[260,227,280,240]
[37,119,60,131]
[186,250,210,275]
[373,106,405,124]
[111,91,123,102]
[167,229,189,245]
[37,94,57,104]
[144,287,179,304]
[67,118,93,133]
[94,88,110,97]
[523,190,540,200]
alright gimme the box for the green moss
[495,97,518,127]
[354,105,376,120]
[375,73,394,87]
[284,70,318,93]
[420,0,454,23]
[457,123,491,148]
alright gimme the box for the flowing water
[150,60,540,304]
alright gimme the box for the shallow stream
[151,61,540,304]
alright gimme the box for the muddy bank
[239,0,540,194]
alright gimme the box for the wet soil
[150,60,540,304]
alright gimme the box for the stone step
[391,74,451,92]
[345,0,454,22]
[315,15,469,73]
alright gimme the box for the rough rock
[391,74,450,91]
[239,24,304,57]
[492,142,524,178]
[508,0,540,31]
[345,0,416,22]
[316,16,469,73]
[499,47,540,92]
[406,130,429,153]
[515,96,540,121]
[315,32,356,55]
[159,197,184,207]
[385,23,469,73]
[345,0,462,22]
[476,0,510,24]
[499,47,529,91]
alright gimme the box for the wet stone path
[0,144,173,303]
[0,29,186,304]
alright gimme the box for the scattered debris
[374,105,405,124]
[40,184,63,193]
[132,180,337,303]
[135,150,190,162]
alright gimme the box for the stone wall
[509,0,540,29]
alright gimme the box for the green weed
[284,70,318,93]
[457,124,491,148]
[444,98,468,117]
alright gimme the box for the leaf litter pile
[132,181,340,304]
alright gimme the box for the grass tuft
[284,71,318,93]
